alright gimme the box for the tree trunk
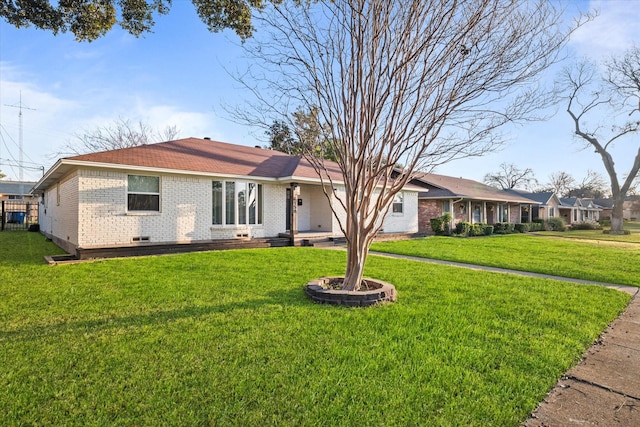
[341,223,372,292]
[610,196,625,234]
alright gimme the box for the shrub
[455,221,471,236]
[493,222,515,234]
[528,222,544,232]
[468,223,485,237]
[599,219,611,228]
[514,223,530,233]
[484,225,494,235]
[545,217,567,231]
[430,213,452,235]
[430,218,444,234]
[571,219,602,230]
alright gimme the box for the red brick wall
[509,203,521,223]
[418,199,443,232]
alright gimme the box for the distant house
[0,181,40,229]
[507,190,562,221]
[31,138,420,256]
[559,197,601,224]
[411,173,540,232]
[625,196,640,220]
[0,181,38,202]
[589,198,614,220]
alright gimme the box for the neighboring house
[411,173,541,232]
[31,138,419,255]
[0,181,39,228]
[559,197,601,224]
[507,190,562,221]
[586,197,640,221]
[0,181,38,202]
[589,198,614,220]
[624,196,640,221]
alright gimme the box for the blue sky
[0,0,639,186]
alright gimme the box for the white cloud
[570,0,640,60]
[0,63,233,181]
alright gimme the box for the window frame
[127,175,161,212]
[498,204,509,222]
[392,192,404,214]
[213,180,263,226]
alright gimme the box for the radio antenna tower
[5,91,36,184]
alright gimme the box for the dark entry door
[285,188,291,231]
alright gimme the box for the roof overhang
[31,159,424,194]
[418,194,541,204]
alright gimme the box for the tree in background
[265,107,338,161]
[544,171,576,196]
[538,170,610,198]
[1,0,289,42]
[237,0,586,291]
[56,117,179,156]
[561,46,640,233]
[483,163,538,190]
[265,120,298,155]
[566,170,609,198]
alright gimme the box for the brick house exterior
[411,173,541,232]
[33,138,419,254]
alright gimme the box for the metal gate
[1,200,39,231]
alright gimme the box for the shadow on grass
[0,287,317,344]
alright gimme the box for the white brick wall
[42,167,418,250]
[70,169,291,248]
[39,171,80,253]
[382,191,419,233]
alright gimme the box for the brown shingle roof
[33,138,350,193]
[413,172,539,204]
[68,138,306,178]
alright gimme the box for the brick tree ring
[304,277,397,307]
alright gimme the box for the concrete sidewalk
[369,251,640,426]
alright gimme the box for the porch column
[483,202,487,223]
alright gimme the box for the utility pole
[5,92,36,195]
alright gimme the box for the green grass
[535,221,640,244]
[539,229,640,243]
[0,232,631,426]
[372,234,640,286]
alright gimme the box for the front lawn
[0,233,630,426]
[372,234,640,286]
[539,229,640,243]
[537,220,640,244]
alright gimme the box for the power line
[0,124,38,165]
[4,91,36,182]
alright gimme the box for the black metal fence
[1,200,39,231]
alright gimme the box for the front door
[286,188,292,231]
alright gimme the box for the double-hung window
[127,175,160,211]
[392,192,404,214]
[213,180,263,225]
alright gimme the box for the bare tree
[235,0,586,291]
[483,163,538,190]
[56,117,179,156]
[543,171,576,196]
[566,169,609,198]
[561,46,640,233]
